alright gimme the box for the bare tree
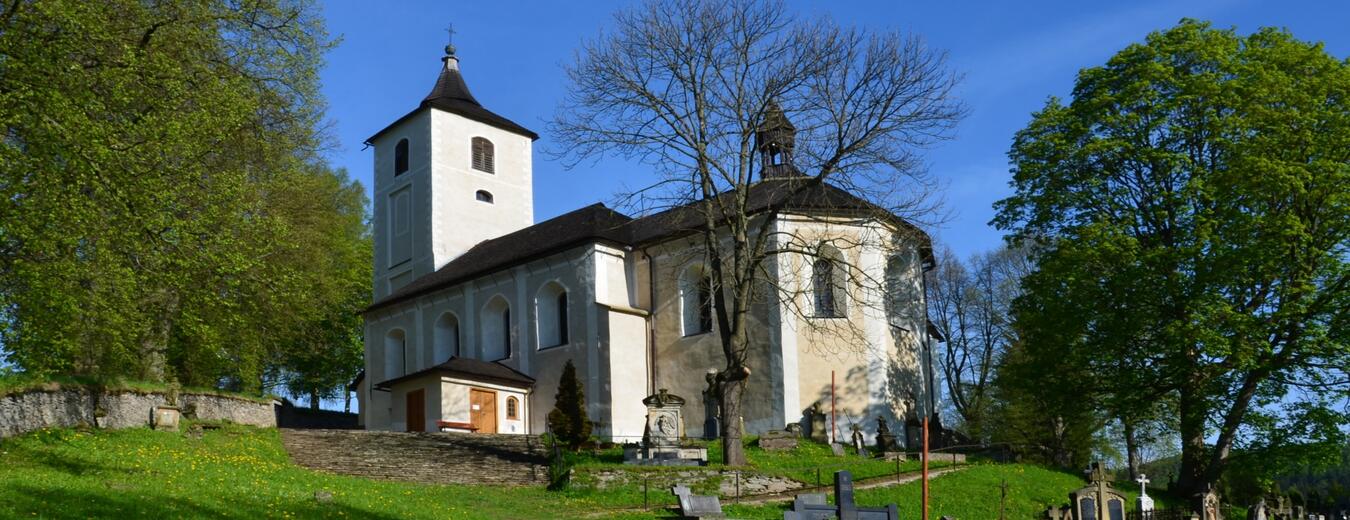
[551,0,963,464]
[928,244,1031,440]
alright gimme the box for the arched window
[536,283,569,348]
[384,329,406,380]
[812,244,848,318]
[680,265,714,336]
[394,138,409,176]
[481,296,512,360]
[885,253,920,328]
[476,190,494,203]
[433,313,460,363]
[471,137,494,173]
[506,397,519,420]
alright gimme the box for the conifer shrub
[546,360,592,451]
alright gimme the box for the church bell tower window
[394,138,409,176]
[471,137,494,173]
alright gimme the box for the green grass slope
[0,424,604,519]
[1,423,1132,519]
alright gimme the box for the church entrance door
[470,388,497,434]
[406,389,426,432]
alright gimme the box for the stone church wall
[0,387,276,438]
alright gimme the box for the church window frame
[394,138,410,176]
[534,282,570,349]
[388,187,413,267]
[475,190,494,203]
[679,264,714,337]
[506,396,519,420]
[384,328,407,380]
[480,296,513,361]
[471,137,495,173]
[811,243,849,318]
[433,312,460,363]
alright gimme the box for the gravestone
[646,389,683,446]
[1193,486,1221,520]
[672,485,723,519]
[153,405,181,431]
[785,423,804,438]
[807,403,829,443]
[783,470,899,520]
[624,389,707,466]
[903,416,922,451]
[850,423,866,455]
[1136,474,1154,513]
[1066,462,1127,520]
[760,430,798,451]
[830,443,845,457]
[874,416,901,457]
[1246,497,1266,520]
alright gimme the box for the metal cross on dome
[444,23,457,56]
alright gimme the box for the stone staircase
[279,429,549,486]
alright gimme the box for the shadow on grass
[2,482,405,520]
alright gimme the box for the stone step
[279,429,550,486]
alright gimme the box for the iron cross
[446,23,456,46]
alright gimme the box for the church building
[352,42,941,444]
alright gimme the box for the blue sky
[318,0,1350,261]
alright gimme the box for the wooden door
[406,389,425,432]
[469,388,497,434]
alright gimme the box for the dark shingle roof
[364,179,933,314]
[374,356,535,390]
[366,203,633,313]
[366,57,538,144]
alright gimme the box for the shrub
[546,360,592,451]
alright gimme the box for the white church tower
[366,42,538,300]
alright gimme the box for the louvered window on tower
[471,137,494,173]
[394,138,409,175]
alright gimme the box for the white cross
[1136,474,1150,497]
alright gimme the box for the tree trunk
[1123,418,1140,481]
[1176,381,1210,495]
[719,377,748,466]
[309,391,320,410]
[138,290,179,383]
[344,391,351,414]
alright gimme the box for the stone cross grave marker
[1069,461,1127,520]
[672,485,723,519]
[783,470,898,520]
[1136,473,1154,513]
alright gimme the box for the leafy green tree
[0,0,365,395]
[994,19,1350,494]
[262,165,371,409]
[547,360,592,451]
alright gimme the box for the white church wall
[775,214,929,442]
[428,109,533,269]
[603,308,649,441]
[369,110,433,301]
[643,233,782,436]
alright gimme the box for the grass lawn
[1,423,1127,519]
[721,463,1183,519]
[0,424,612,519]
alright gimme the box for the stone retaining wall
[0,388,276,438]
[585,468,806,496]
[280,429,548,486]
